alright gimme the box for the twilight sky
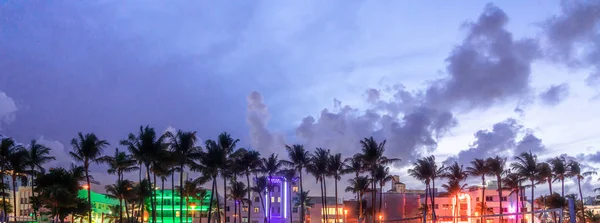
[1,0,600,198]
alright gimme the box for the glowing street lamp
[379,214,383,222]
[344,209,348,223]
[82,184,89,189]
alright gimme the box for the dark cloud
[246,91,286,154]
[544,0,600,86]
[539,84,570,106]
[514,133,546,155]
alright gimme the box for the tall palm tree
[0,138,18,221]
[70,132,110,223]
[228,181,248,223]
[120,126,169,223]
[177,178,208,223]
[251,176,268,223]
[166,130,202,223]
[408,158,432,222]
[307,148,330,223]
[24,139,55,221]
[328,153,345,222]
[537,162,553,194]
[235,149,261,223]
[152,160,175,223]
[199,139,226,223]
[511,151,539,222]
[133,179,152,223]
[6,147,29,223]
[442,162,467,223]
[359,137,399,223]
[466,158,489,222]
[373,165,393,214]
[217,132,240,223]
[345,176,371,221]
[260,153,284,221]
[503,171,524,223]
[284,144,310,223]
[425,156,444,223]
[549,156,568,196]
[99,148,138,182]
[293,191,314,221]
[486,156,506,217]
[567,160,597,223]
[105,179,134,223]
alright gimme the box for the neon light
[284,181,288,218]
[265,192,269,216]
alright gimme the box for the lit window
[292,186,299,192]
[242,206,249,212]
[254,207,259,213]
[242,217,248,223]
[271,197,275,202]
[277,197,281,202]
[176,211,180,217]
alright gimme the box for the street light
[344,209,348,223]
[379,214,382,223]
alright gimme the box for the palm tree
[549,156,568,196]
[502,171,525,223]
[359,137,399,223]
[511,151,538,222]
[408,158,432,222]
[105,179,134,223]
[217,132,240,223]
[441,179,467,223]
[70,132,110,223]
[177,178,208,223]
[198,139,225,223]
[24,139,55,221]
[6,147,29,223]
[99,148,138,182]
[251,176,268,223]
[567,160,597,223]
[328,153,345,222]
[0,138,18,221]
[425,156,444,222]
[293,191,314,222]
[466,158,489,222]
[260,153,284,221]
[228,181,248,223]
[284,144,310,223]
[372,165,393,214]
[345,176,371,222]
[307,148,330,223]
[133,179,152,223]
[120,126,169,223]
[537,162,553,195]
[235,149,261,223]
[486,156,506,217]
[166,130,202,223]
[152,160,175,223]
[441,162,467,223]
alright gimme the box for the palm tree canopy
[345,176,371,195]
[99,148,138,177]
[228,181,248,203]
[341,153,364,175]
[443,161,467,182]
[168,130,202,167]
[485,156,506,178]
[328,153,345,179]
[536,162,552,184]
[25,140,55,173]
[359,137,399,168]
[306,148,330,181]
[373,165,394,187]
[7,148,30,183]
[502,172,523,195]
[408,157,432,184]
[104,180,134,200]
[284,144,310,170]
[260,153,284,176]
[293,191,314,208]
[549,156,567,182]
[251,176,268,195]
[511,152,538,182]
[70,132,110,167]
[466,158,489,178]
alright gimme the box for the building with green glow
[77,189,119,222]
[150,189,212,223]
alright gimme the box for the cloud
[36,136,72,169]
[539,84,570,106]
[0,90,17,129]
[544,0,600,86]
[246,91,286,154]
[514,133,546,155]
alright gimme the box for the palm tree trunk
[335,178,339,223]
[161,179,165,223]
[289,181,293,223]
[223,176,227,223]
[141,198,145,223]
[171,172,175,223]
[300,169,304,223]
[497,175,503,222]
[180,166,184,223]
[424,184,429,223]
[561,178,565,197]
[548,178,553,195]
[233,199,237,223]
[320,179,325,223]
[481,176,485,223]
[515,189,519,223]
[578,178,586,223]
[125,200,130,222]
[30,167,38,221]
[530,179,535,223]
[429,180,435,223]
[146,167,156,223]
[85,165,92,223]
[246,173,252,223]
[11,176,17,223]
[259,191,266,223]
[358,192,363,223]
[208,178,216,223]
[323,176,328,223]
[120,198,124,223]
[371,180,375,223]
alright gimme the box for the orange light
[82,184,89,189]
[379,215,382,220]
[344,209,348,215]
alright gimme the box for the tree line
[1,125,599,223]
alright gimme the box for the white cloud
[0,90,17,129]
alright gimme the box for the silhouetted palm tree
[177,178,208,223]
[0,138,18,221]
[537,162,553,194]
[251,176,268,223]
[24,139,55,221]
[567,160,597,223]
[166,130,202,223]
[217,132,240,222]
[373,165,393,214]
[99,148,138,182]
[466,158,488,222]
[236,149,261,222]
[486,156,506,217]
[408,157,432,222]
[260,153,284,221]
[442,163,467,223]
[279,169,296,223]
[511,151,538,222]
[199,139,226,223]
[6,147,29,223]
[228,181,248,223]
[105,179,134,223]
[307,148,330,223]
[328,153,345,221]
[345,176,371,222]
[549,156,568,196]
[359,137,399,223]
[293,191,314,221]
[70,132,110,223]
[284,144,310,223]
